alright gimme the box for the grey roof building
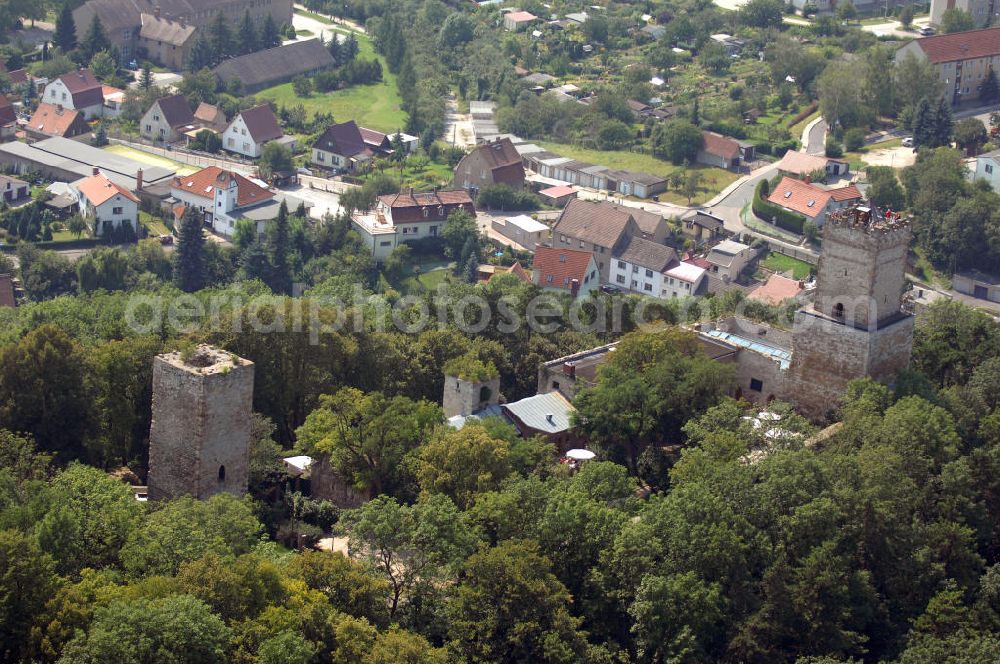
[213,39,336,93]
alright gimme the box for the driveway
[805,119,827,155]
[444,95,476,149]
[282,183,343,220]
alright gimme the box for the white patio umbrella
[566,449,596,460]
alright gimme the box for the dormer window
[438,205,445,217]
[422,208,429,218]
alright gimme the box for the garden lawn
[140,211,171,236]
[382,253,455,295]
[760,251,813,280]
[103,144,199,176]
[535,141,740,205]
[257,31,407,133]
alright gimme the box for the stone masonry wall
[443,374,501,418]
[148,347,254,501]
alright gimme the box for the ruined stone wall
[443,375,501,418]
[733,349,787,404]
[867,316,915,384]
[310,455,369,508]
[148,348,253,501]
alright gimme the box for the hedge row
[787,101,819,130]
[751,180,806,234]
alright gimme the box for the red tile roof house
[532,246,600,299]
[25,103,92,141]
[696,131,755,170]
[139,94,196,144]
[895,27,1000,106]
[452,137,526,195]
[170,166,276,237]
[0,97,16,142]
[504,10,539,31]
[41,69,105,119]
[748,273,805,305]
[767,176,862,227]
[351,189,476,260]
[73,169,141,238]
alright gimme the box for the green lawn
[103,144,199,176]
[381,254,455,295]
[535,141,741,205]
[760,251,814,280]
[257,31,407,133]
[140,211,171,236]
[361,155,454,191]
[296,29,314,37]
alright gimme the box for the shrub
[844,127,865,152]
[825,138,843,158]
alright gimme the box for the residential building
[697,131,755,170]
[223,105,284,159]
[953,269,1000,302]
[140,93,195,143]
[73,0,293,65]
[641,24,666,40]
[0,174,29,204]
[767,176,863,226]
[610,235,678,296]
[351,190,476,259]
[550,198,641,282]
[519,147,665,198]
[748,273,805,305]
[137,10,196,70]
[630,207,669,243]
[193,103,227,133]
[504,10,538,31]
[453,137,526,194]
[492,214,549,252]
[501,392,579,452]
[682,210,728,245]
[895,27,1000,105]
[212,39,335,93]
[531,246,600,298]
[930,0,999,29]
[537,184,577,206]
[0,274,15,308]
[476,261,531,284]
[42,69,103,118]
[170,166,276,236]
[775,150,850,179]
[311,121,374,172]
[973,148,1000,192]
[25,103,91,141]
[663,261,707,298]
[101,86,126,119]
[706,239,754,281]
[73,169,140,237]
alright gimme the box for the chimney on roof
[154,5,160,19]
[92,167,99,176]
[546,413,555,424]
[408,187,413,197]
[55,104,63,113]
[562,362,576,378]
[804,175,811,184]
[180,15,186,27]
[136,169,143,191]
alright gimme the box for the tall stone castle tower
[147,345,254,501]
[785,206,914,419]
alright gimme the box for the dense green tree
[120,494,263,576]
[54,4,77,53]
[237,10,259,55]
[739,0,785,28]
[0,529,59,662]
[981,68,999,104]
[286,550,390,625]
[208,11,233,61]
[866,166,906,211]
[58,594,229,663]
[954,117,988,155]
[629,571,724,663]
[441,208,480,259]
[653,120,703,164]
[261,14,280,48]
[448,540,593,663]
[941,8,976,33]
[0,325,90,460]
[266,200,292,294]
[438,12,475,48]
[186,37,214,71]
[296,388,441,497]
[416,423,514,509]
[899,4,915,29]
[80,15,111,61]
[344,494,476,618]
[37,464,143,576]
[173,206,206,292]
[175,553,285,622]
[819,61,874,130]
[895,52,944,116]
[913,300,1000,387]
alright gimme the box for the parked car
[600,285,622,294]
[919,26,935,36]
[901,137,913,147]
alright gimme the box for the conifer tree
[209,12,234,61]
[173,207,205,292]
[238,11,259,55]
[261,14,281,49]
[981,69,999,104]
[935,96,953,147]
[55,5,77,53]
[911,97,937,148]
[268,201,291,295]
[81,15,111,60]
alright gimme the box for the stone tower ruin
[442,355,501,419]
[147,345,254,501]
[784,205,914,419]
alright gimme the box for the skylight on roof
[807,200,815,207]
[784,191,791,198]
[204,186,212,193]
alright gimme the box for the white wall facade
[610,258,664,295]
[42,79,103,119]
[223,114,263,158]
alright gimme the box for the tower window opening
[833,303,844,319]
[218,465,226,481]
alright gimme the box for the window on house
[645,269,653,277]
[632,266,638,273]
[227,138,235,147]
[616,275,625,284]
[987,164,994,174]
[153,114,160,121]
[316,152,325,162]
[145,124,151,132]
[618,260,625,269]
[112,207,123,214]
[422,208,429,218]
[546,275,554,283]
[380,240,392,246]
[643,283,652,292]
[750,378,763,392]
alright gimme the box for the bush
[844,127,865,152]
[476,184,541,211]
[825,138,843,158]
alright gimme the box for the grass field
[103,144,199,176]
[760,252,813,280]
[536,141,741,205]
[257,30,407,133]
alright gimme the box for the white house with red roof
[170,166,276,236]
[532,246,599,299]
[42,69,104,119]
[767,176,862,227]
[73,169,140,237]
[351,189,476,259]
[504,11,538,31]
[223,105,286,159]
